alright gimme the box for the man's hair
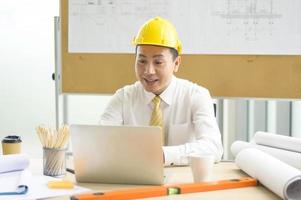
[135,45,179,61]
[169,47,179,61]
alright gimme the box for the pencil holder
[43,147,66,177]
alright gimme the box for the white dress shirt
[100,76,223,166]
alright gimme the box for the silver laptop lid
[70,124,164,185]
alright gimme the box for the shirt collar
[142,76,177,106]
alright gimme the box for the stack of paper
[0,154,90,200]
[0,154,30,195]
[0,175,90,200]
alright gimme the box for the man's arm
[99,89,124,125]
[163,88,223,166]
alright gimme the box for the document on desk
[0,172,90,200]
[0,169,30,195]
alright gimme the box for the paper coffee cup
[2,135,22,155]
[189,154,214,182]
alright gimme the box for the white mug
[189,154,214,182]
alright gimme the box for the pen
[70,177,257,200]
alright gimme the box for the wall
[1,0,301,160]
[0,0,58,157]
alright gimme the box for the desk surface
[29,160,280,200]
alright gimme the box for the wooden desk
[29,160,280,200]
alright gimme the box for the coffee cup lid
[2,135,22,143]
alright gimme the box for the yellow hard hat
[132,16,182,54]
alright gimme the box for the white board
[68,0,301,55]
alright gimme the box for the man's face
[135,45,181,95]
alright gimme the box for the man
[100,16,223,166]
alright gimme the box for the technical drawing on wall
[68,0,301,55]
[212,0,282,41]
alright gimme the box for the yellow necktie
[150,96,165,145]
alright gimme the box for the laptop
[70,124,164,185]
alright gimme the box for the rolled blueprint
[236,148,301,199]
[231,141,301,170]
[0,154,29,173]
[254,131,301,153]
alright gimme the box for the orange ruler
[70,177,257,200]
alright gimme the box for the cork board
[61,0,301,98]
